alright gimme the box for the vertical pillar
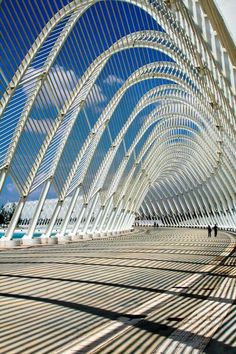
[125,211,134,230]
[83,193,99,234]
[0,168,7,193]
[25,179,51,239]
[126,212,134,230]
[59,187,80,236]
[72,204,87,235]
[108,199,122,232]
[91,206,104,234]
[44,200,63,237]
[98,198,113,233]
[103,204,115,233]
[117,209,125,231]
[5,197,26,240]
[122,210,130,231]
[173,214,178,227]
[104,208,116,233]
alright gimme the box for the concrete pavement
[0,228,235,353]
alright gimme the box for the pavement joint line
[54,233,236,354]
[154,235,236,354]
[154,301,233,354]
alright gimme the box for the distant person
[208,225,211,237]
[213,224,218,237]
[154,222,156,228]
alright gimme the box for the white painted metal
[0,169,7,192]
[71,203,87,235]
[25,179,51,239]
[4,198,26,240]
[91,207,105,235]
[1,0,235,240]
[44,200,63,237]
[83,192,99,234]
[59,188,80,236]
[97,198,113,233]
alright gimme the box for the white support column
[117,209,126,232]
[123,211,131,231]
[25,179,51,239]
[172,214,178,227]
[108,199,123,232]
[104,207,116,233]
[112,207,122,231]
[91,206,104,235]
[117,209,125,228]
[71,203,87,235]
[5,197,26,240]
[83,193,99,234]
[103,204,115,233]
[121,210,129,231]
[0,168,7,193]
[126,212,135,230]
[98,198,113,234]
[44,200,63,237]
[59,187,80,236]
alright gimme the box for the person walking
[208,225,211,237]
[213,224,218,237]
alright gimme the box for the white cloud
[23,65,77,108]
[23,65,107,111]
[103,74,124,85]
[87,83,107,105]
[6,183,16,194]
[85,83,107,113]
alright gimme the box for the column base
[22,236,41,246]
[82,233,93,240]
[40,234,49,244]
[48,237,58,245]
[0,238,22,248]
[57,234,72,244]
[100,232,108,237]
[71,234,83,242]
[92,233,101,238]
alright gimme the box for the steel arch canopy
[0,0,235,241]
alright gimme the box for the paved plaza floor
[0,228,235,354]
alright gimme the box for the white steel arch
[0,0,235,245]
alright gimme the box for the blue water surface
[0,232,42,239]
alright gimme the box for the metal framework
[0,0,235,243]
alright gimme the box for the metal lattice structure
[0,0,235,242]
